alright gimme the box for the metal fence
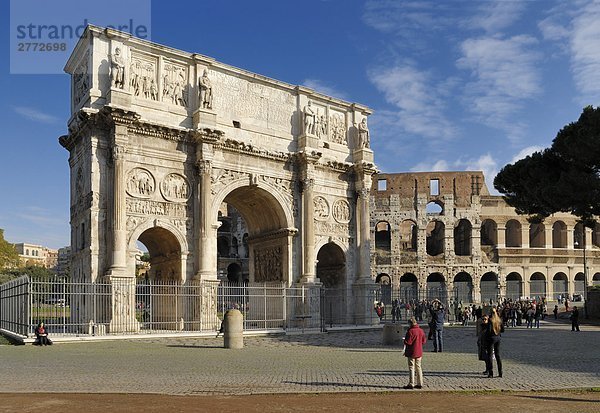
[0,276,380,339]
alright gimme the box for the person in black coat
[485,308,503,378]
[571,306,580,331]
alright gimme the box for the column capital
[195,159,212,175]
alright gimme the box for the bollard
[382,323,404,346]
[223,309,244,349]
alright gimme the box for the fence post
[282,283,287,330]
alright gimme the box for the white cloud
[466,0,527,33]
[410,159,449,172]
[569,2,600,104]
[302,78,347,100]
[510,145,545,164]
[13,106,60,124]
[368,64,458,141]
[457,35,542,141]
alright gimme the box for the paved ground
[1,318,598,396]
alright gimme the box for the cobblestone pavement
[1,320,599,395]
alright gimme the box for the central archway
[215,183,294,284]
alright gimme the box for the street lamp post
[575,233,589,319]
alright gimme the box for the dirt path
[3,390,599,413]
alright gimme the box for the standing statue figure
[303,100,316,135]
[199,69,213,109]
[110,48,126,89]
[358,118,370,148]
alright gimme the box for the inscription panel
[211,71,296,131]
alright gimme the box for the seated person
[34,322,52,346]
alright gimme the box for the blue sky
[1,0,599,249]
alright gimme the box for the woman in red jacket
[403,317,427,389]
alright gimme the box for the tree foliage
[0,229,19,270]
[494,106,600,225]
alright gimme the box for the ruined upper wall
[64,25,372,163]
[372,171,490,208]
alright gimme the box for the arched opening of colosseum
[574,272,585,295]
[375,221,391,252]
[574,222,585,248]
[552,221,567,248]
[222,186,290,283]
[400,273,418,301]
[227,263,243,283]
[593,272,600,286]
[454,219,472,256]
[553,272,568,298]
[529,223,546,248]
[480,272,499,303]
[399,219,417,251]
[426,200,443,215]
[480,219,497,247]
[506,272,522,300]
[426,220,445,256]
[426,272,446,301]
[529,272,547,299]
[376,273,392,304]
[317,242,346,289]
[505,220,522,247]
[453,272,473,303]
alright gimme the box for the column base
[353,278,379,325]
[106,276,140,333]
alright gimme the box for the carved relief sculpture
[110,48,126,89]
[254,246,282,282]
[332,199,351,223]
[126,168,155,198]
[329,113,346,144]
[160,173,190,202]
[163,63,188,107]
[303,100,316,135]
[314,196,330,220]
[130,55,158,100]
[358,118,370,148]
[73,56,89,106]
[199,69,213,109]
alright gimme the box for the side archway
[453,272,473,303]
[530,272,547,299]
[426,272,446,301]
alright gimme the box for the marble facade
[59,26,376,331]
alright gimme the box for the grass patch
[0,335,13,345]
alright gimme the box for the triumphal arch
[59,26,376,331]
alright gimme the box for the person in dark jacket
[571,306,580,331]
[403,317,427,389]
[34,322,52,346]
[485,308,503,378]
[432,305,445,352]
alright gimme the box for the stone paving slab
[0,320,598,395]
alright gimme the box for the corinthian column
[106,143,128,276]
[301,177,316,283]
[195,159,216,280]
[357,187,372,279]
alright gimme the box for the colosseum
[369,171,600,305]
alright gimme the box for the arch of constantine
[59,26,376,332]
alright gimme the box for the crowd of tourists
[399,295,582,389]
